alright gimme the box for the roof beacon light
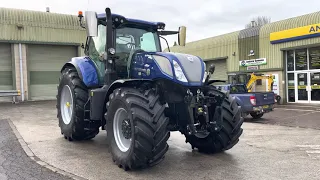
[78,11,83,17]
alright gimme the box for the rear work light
[250,96,256,106]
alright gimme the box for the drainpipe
[19,43,24,101]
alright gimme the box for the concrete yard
[0,101,320,180]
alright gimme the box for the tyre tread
[57,66,99,141]
[107,87,170,170]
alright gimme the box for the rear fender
[61,57,99,87]
[90,79,153,123]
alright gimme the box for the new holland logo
[187,56,194,62]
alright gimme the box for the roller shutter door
[28,44,78,100]
[205,59,227,81]
[0,43,13,102]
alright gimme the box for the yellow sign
[270,23,320,44]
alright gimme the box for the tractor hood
[158,52,205,82]
[140,51,206,86]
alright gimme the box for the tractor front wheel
[56,67,99,141]
[105,87,170,170]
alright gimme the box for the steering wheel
[125,42,135,49]
[127,48,145,77]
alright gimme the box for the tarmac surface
[0,101,320,180]
[0,119,72,180]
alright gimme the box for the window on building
[309,47,320,70]
[256,79,262,85]
[287,50,294,71]
[295,48,308,70]
[287,73,295,102]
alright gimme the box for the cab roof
[97,13,165,30]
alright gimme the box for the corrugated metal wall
[238,26,261,71]
[0,8,86,44]
[0,43,13,102]
[259,11,320,70]
[170,31,240,72]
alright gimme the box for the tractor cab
[78,10,186,83]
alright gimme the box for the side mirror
[85,11,98,37]
[178,26,186,46]
[209,64,215,74]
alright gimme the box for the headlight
[152,55,173,77]
[173,60,188,82]
[202,71,207,82]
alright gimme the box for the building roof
[0,7,82,30]
[169,11,320,50]
[0,7,85,44]
[260,11,320,38]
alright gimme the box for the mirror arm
[78,14,86,29]
[160,36,170,52]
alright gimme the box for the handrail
[0,90,21,97]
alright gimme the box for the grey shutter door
[28,44,78,100]
[0,43,13,102]
[205,59,228,81]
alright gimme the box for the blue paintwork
[214,84,275,113]
[97,13,165,30]
[129,52,205,87]
[65,52,205,88]
[66,57,100,87]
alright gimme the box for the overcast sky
[2,0,320,49]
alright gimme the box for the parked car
[213,83,276,119]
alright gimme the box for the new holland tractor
[56,8,244,170]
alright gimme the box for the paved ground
[0,101,320,180]
[0,119,73,180]
[246,104,320,129]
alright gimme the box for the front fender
[90,79,153,121]
[61,56,99,87]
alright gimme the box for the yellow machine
[228,72,274,92]
[246,73,274,92]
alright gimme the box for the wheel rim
[113,108,132,152]
[60,85,73,125]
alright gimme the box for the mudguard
[61,56,100,87]
[90,79,153,121]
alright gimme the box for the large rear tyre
[56,67,99,141]
[105,87,170,170]
[185,93,244,153]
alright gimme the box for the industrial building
[0,7,85,102]
[0,7,319,104]
[169,11,320,104]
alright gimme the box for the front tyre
[105,87,170,170]
[185,94,244,153]
[56,67,99,141]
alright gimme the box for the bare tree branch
[245,16,271,28]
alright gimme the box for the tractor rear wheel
[105,87,170,170]
[56,67,99,141]
[185,91,244,153]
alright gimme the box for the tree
[245,16,271,28]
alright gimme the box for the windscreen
[116,27,161,53]
[229,85,247,93]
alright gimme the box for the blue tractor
[56,8,243,170]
